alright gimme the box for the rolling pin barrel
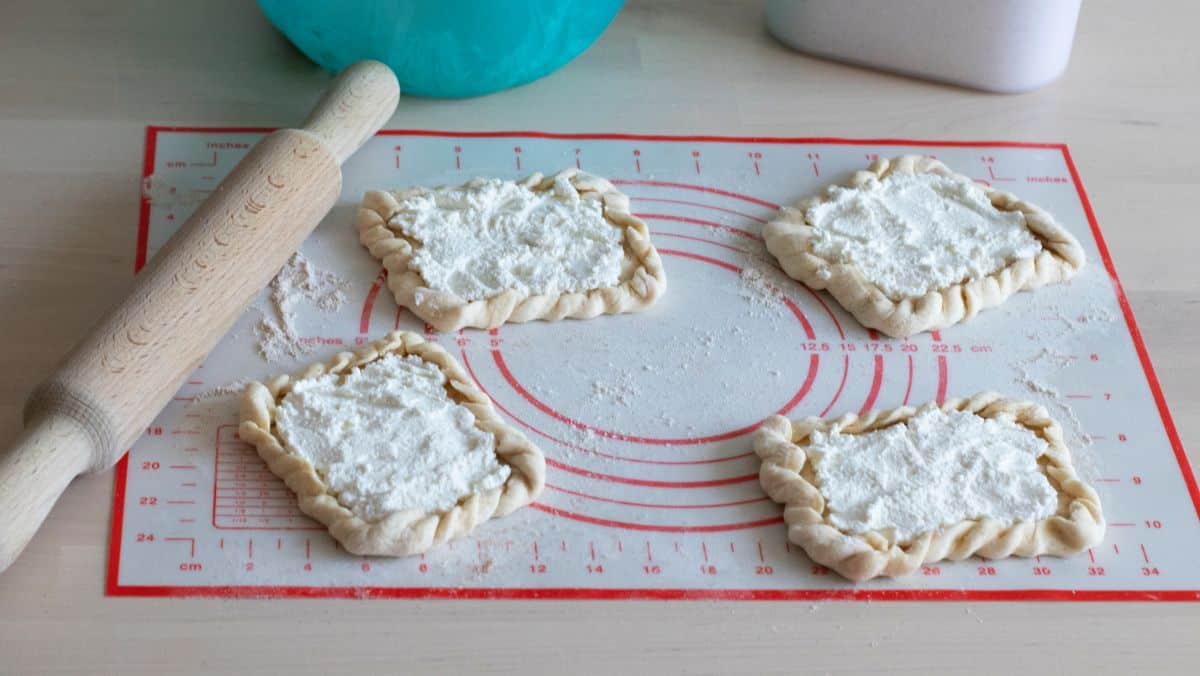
[0,61,399,574]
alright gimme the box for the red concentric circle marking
[359,268,387,334]
[610,179,781,210]
[489,249,820,446]
[460,349,761,465]
[545,483,770,510]
[530,503,784,533]
[546,458,757,488]
[628,197,768,223]
[636,213,761,241]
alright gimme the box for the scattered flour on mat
[1006,269,1118,481]
[254,252,349,362]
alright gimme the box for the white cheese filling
[275,354,510,522]
[390,175,625,301]
[806,172,1043,299]
[807,408,1058,542]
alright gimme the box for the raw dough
[239,331,545,556]
[763,155,1086,337]
[356,169,667,331]
[752,392,1105,581]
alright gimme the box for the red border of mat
[107,129,1200,601]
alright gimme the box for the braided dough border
[752,392,1105,581]
[356,168,667,332]
[238,330,545,556]
[762,155,1086,338]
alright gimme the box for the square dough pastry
[763,155,1086,338]
[356,168,666,331]
[238,330,545,556]
[752,392,1105,581]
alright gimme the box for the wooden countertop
[1,1,1197,673]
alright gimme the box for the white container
[765,0,1082,93]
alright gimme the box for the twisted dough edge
[762,155,1087,338]
[355,168,667,332]
[752,392,1105,582]
[237,330,545,556]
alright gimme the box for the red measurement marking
[729,542,735,553]
[219,538,224,550]
[987,165,1015,181]
[635,158,641,173]
[674,542,680,553]
[170,429,200,435]
[305,539,311,560]
[164,537,195,558]
[186,379,203,385]
[617,539,623,553]
[277,538,282,550]
[1109,523,1136,527]
[178,518,194,524]
[1066,394,1093,400]
[180,482,197,487]
[168,465,197,470]
[189,151,217,167]
[248,539,253,559]
[561,540,567,552]
[646,541,653,562]
[1113,544,1120,555]
[533,541,539,560]
[811,162,819,177]
[1096,478,1121,483]
[589,542,596,561]
[1088,548,1095,563]
[1141,544,1150,563]
[701,542,709,562]
[166,500,195,505]
[757,541,765,562]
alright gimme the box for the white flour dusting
[275,353,509,521]
[254,252,348,363]
[391,175,624,301]
[807,172,1043,300]
[808,407,1058,542]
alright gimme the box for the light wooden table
[1,1,1197,673]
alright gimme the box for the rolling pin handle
[0,412,95,573]
[301,60,400,165]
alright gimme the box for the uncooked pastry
[238,330,545,556]
[356,168,667,331]
[752,392,1105,581]
[763,155,1086,338]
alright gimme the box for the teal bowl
[258,0,624,98]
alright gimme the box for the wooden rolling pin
[0,60,400,574]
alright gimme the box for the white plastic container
[765,0,1082,93]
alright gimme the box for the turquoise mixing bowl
[258,0,624,98]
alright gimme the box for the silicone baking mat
[107,129,1200,600]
